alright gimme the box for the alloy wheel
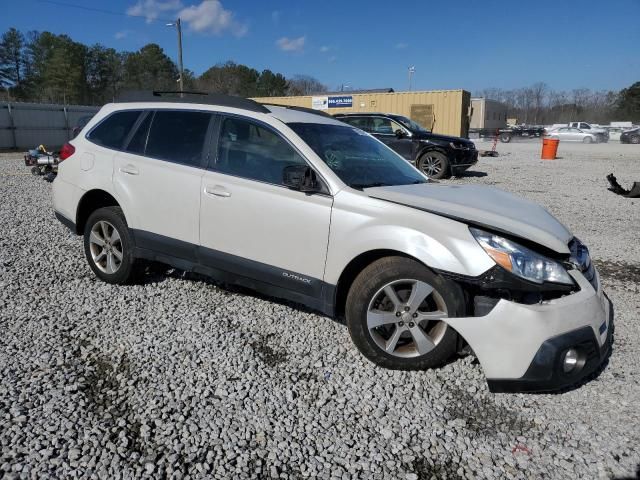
[421,155,443,177]
[89,220,123,274]
[366,279,448,358]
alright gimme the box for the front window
[393,115,429,132]
[288,123,427,189]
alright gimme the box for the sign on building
[328,96,353,108]
[311,96,329,110]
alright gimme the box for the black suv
[620,127,640,144]
[334,113,478,179]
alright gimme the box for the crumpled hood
[367,183,572,254]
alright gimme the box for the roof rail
[115,90,270,113]
[261,103,334,118]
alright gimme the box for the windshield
[289,123,427,189]
[393,115,429,132]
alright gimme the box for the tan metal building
[470,98,508,130]
[252,89,471,137]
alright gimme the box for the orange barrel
[541,138,559,160]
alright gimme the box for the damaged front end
[438,232,613,393]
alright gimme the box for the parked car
[567,122,609,142]
[546,127,599,143]
[52,92,612,393]
[333,113,477,179]
[71,114,94,138]
[605,126,627,142]
[620,127,640,144]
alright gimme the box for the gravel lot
[1,141,639,479]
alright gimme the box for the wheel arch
[75,189,124,235]
[333,249,472,352]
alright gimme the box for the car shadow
[454,170,488,178]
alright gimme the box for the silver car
[547,127,599,143]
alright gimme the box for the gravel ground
[1,141,639,480]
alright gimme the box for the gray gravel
[1,141,639,479]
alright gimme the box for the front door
[199,115,333,300]
[369,116,414,161]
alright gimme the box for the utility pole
[167,18,184,95]
[408,66,415,91]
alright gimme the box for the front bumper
[444,268,613,393]
[450,148,478,168]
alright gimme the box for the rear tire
[499,133,511,143]
[83,206,139,285]
[418,151,450,179]
[583,137,593,144]
[345,257,464,370]
[630,135,640,144]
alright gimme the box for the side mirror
[395,129,406,138]
[283,165,322,193]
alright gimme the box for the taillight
[59,143,76,161]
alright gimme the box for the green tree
[0,27,25,88]
[256,69,288,97]
[198,61,260,96]
[123,44,178,91]
[86,45,123,103]
[617,82,640,122]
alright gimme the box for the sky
[2,0,639,93]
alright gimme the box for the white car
[546,127,599,143]
[52,92,613,393]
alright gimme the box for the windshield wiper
[350,182,389,189]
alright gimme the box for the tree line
[0,27,329,105]
[474,82,640,125]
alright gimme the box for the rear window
[145,110,211,167]
[87,110,141,149]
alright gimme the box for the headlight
[470,228,573,285]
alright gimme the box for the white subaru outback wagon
[52,91,612,393]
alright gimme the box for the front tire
[345,257,464,370]
[418,151,450,179]
[83,206,138,284]
[583,136,593,144]
[630,135,640,144]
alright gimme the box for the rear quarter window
[87,110,141,149]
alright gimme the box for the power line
[35,0,175,23]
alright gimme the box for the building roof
[316,88,395,95]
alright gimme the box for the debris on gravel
[1,142,639,479]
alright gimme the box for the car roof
[265,105,345,126]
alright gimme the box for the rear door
[369,116,414,160]
[113,109,214,258]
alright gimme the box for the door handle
[120,164,139,175]
[205,185,231,198]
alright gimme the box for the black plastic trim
[487,297,613,393]
[55,211,76,232]
[130,229,336,316]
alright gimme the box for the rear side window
[342,117,370,131]
[216,116,307,185]
[87,111,141,149]
[145,110,211,167]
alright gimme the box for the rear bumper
[444,268,613,392]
